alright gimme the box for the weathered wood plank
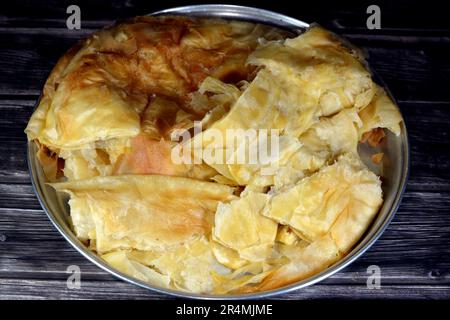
[1,278,449,300]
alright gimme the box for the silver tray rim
[27,4,410,300]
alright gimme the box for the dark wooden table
[1,0,449,300]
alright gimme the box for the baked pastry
[25,16,403,294]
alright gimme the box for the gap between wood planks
[0,25,448,41]
[0,271,447,287]
[0,278,449,299]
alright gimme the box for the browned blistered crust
[41,16,290,116]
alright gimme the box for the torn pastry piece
[226,135,303,187]
[273,108,362,189]
[300,108,362,155]
[66,195,95,242]
[328,183,382,253]
[249,26,376,118]
[273,147,329,189]
[26,77,145,181]
[212,261,276,294]
[358,85,403,138]
[190,76,243,119]
[103,236,216,293]
[191,69,292,164]
[276,225,301,245]
[141,96,197,140]
[140,236,216,293]
[55,136,131,181]
[211,240,249,270]
[264,154,382,242]
[213,190,277,261]
[35,143,64,182]
[191,68,319,182]
[238,234,342,293]
[208,67,320,136]
[61,148,112,180]
[102,250,171,288]
[27,82,145,151]
[51,175,235,253]
[178,77,244,177]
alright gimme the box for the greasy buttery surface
[25,16,403,294]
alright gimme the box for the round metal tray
[28,4,409,299]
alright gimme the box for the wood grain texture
[0,0,449,300]
[1,279,450,300]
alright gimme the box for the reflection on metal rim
[152,4,309,31]
[27,4,409,299]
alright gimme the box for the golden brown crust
[39,15,288,109]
